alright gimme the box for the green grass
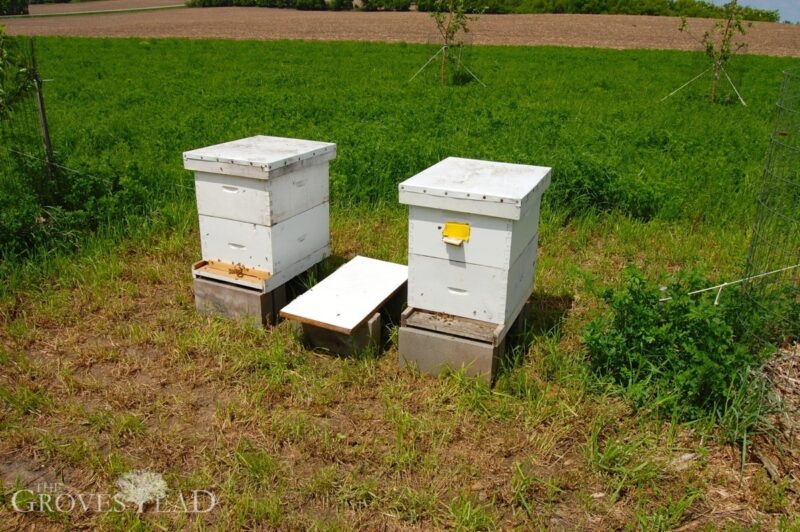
[38,38,792,216]
[0,37,798,529]
[1,37,797,267]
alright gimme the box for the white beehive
[184,135,335,288]
[399,157,551,325]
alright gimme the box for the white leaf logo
[116,471,168,512]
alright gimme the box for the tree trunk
[440,46,447,85]
[711,62,721,103]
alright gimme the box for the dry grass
[0,206,798,529]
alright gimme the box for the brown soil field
[27,0,181,15]
[4,8,800,57]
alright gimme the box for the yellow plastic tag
[442,222,470,243]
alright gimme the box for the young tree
[680,0,749,104]
[429,0,476,84]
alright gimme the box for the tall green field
[0,37,795,267]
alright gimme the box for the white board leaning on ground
[280,256,408,334]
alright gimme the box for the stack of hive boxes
[183,135,336,326]
[397,157,551,381]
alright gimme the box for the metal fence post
[30,40,55,179]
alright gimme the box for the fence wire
[1,36,50,190]
[740,69,800,348]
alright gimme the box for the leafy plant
[328,0,353,10]
[428,0,478,84]
[583,268,777,441]
[679,0,750,103]
[294,0,326,9]
[0,0,28,16]
[0,29,36,120]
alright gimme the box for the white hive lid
[280,256,408,334]
[183,135,336,178]
[398,157,551,220]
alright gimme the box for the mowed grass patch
[1,204,796,528]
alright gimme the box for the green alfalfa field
[0,37,799,529]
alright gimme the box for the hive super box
[399,157,551,325]
[184,135,336,291]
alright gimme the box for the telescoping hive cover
[183,135,336,178]
[398,157,551,220]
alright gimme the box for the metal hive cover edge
[398,157,552,205]
[183,135,336,171]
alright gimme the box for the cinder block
[301,312,382,356]
[398,326,503,384]
[398,298,533,384]
[193,276,286,327]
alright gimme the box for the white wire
[722,66,747,106]
[409,46,446,82]
[661,67,711,102]
[659,263,800,304]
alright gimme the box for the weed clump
[583,268,795,441]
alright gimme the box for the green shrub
[415,0,778,20]
[583,268,786,440]
[388,0,412,10]
[0,0,28,16]
[185,0,232,6]
[329,0,353,10]
[0,148,85,257]
[295,0,326,9]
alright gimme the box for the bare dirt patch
[4,9,800,57]
[27,0,181,15]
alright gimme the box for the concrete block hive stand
[397,157,551,382]
[184,135,336,326]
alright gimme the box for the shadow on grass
[497,291,574,379]
[526,291,574,336]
